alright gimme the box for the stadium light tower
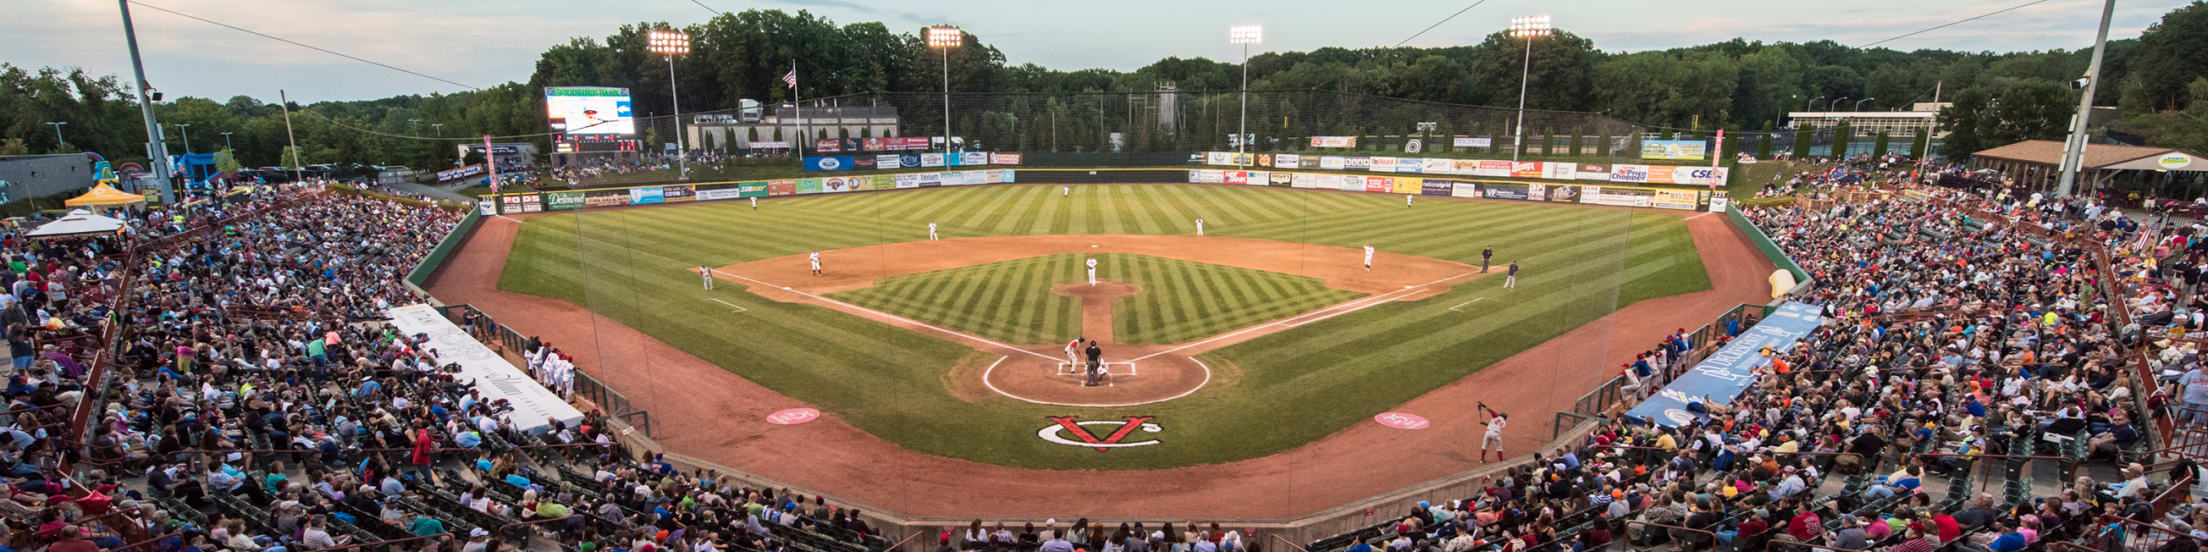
[1230,25,1262,157]
[1507,15,1551,162]
[647,28,691,179]
[45,122,66,146]
[928,25,962,156]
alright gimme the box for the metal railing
[1619,521,1716,551]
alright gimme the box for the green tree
[0,138,26,156]
[213,148,245,174]
[278,145,305,169]
[1871,131,1890,156]
[1911,130,1932,159]
[748,127,761,143]
[1936,79,2072,158]
[1792,128,1814,158]
[1757,120,1775,159]
[1831,121,1852,157]
[1570,126,1585,156]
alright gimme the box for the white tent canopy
[25,209,126,239]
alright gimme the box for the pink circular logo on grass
[1374,412,1430,430]
[766,408,820,425]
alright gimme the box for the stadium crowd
[7,159,2208,552]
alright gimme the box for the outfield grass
[832,253,1360,345]
[497,184,1710,469]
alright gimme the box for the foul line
[703,268,1060,362]
[1685,212,1715,221]
[983,355,1211,408]
[1131,269,1483,362]
[1448,297,1485,312]
[706,298,749,312]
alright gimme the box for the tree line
[2,3,2204,171]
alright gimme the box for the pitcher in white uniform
[809,251,822,276]
[1087,256,1099,286]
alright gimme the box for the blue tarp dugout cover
[1626,301,1825,426]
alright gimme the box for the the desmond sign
[1627,302,1824,426]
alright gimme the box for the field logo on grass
[1039,416,1161,451]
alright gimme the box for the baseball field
[493,183,1710,470]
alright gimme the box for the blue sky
[6,0,2188,102]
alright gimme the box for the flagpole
[793,61,807,164]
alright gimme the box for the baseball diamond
[485,182,1713,470]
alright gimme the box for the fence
[1727,203,1810,286]
[405,208,484,288]
[437,304,654,436]
[1556,302,1772,438]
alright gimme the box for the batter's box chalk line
[1054,361,1138,376]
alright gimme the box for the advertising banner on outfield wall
[1547,185,1580,203]
[628,186,665,205]
[1653,189,1702,210]
[990,153,1022,165]
[1483,183,1529,200]
[1609,164,1650,183]
[1391,177,1422,194]
[1543,162,1578,180]
[1577,164,1611,181]
[739,182,769,198]
[545,191,585,211]
[1512,161,1543,178]
[519,194,543,212]
[1310,136,1358,148]
[1269,171,1294,187]
[768,180,797,196]
[814,138,844,153]
[1640,139,1707,160]
[1396,157,1425,174]
[797,179,823,194]
[962,152,988,166]
[1292,173,1318,188]
[1369,157,1397,173]
[1666,166,1730,187]
[584,190,628,207]
[1451,181,1479,198]
[999,170,1016,183]
[943,152,964,167]
[920,153,946,167]
[500,195,521,213]
[900,154,922,168]
[1272,153,1300,168]
[1206,152,1234,166]
[820,177,854,193]
[1527,183,1548,202]
[876,154,902,168]
[697,188,744,201]
[1628,302,1824,426]
[1224,171,1248,185]
[1423,158,1453,174]
[1421,180,1454,196]
[1453,137,1493,148]
[1476,160,1513,177]
[896,174,924,188]
[803,156,853,171]
[1320,156,1347,170]
[1364,176,1394,193]
[1581,186,1655,208]
[1345,157,1372,170]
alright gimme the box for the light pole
[176,123,193,155]
[44,122,66,145]
[647,28,692,179]
[1854,98,1876,111]
[220,131,233,150]
[117,0,174,202]
[1507,15,1551,162]
[1807,96,1824,112]
[927,26,962,156]
[1229,25,1262,157]
[2057,0,2118,197]
[1829,97,1846,112]
[431,123,444,137]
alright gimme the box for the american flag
[782,69,797,89]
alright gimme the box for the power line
[1395,0,1492,47]
[127,0,481,91]
[689,0,724,16]
[1856,0,2052,49]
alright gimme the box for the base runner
[1087,256,1098,286]
[809,250,823,276]
[1477,402,1508,462]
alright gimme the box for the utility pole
[280,89,304,183]
[118,0,174,202]
[2055,0,2117,197]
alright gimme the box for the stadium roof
[1972,140,2203,171]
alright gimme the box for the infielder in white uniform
[1196,218,1205,236]
[1363,243,1375,271]
[700,265,713,290]
[809,251,823,276]
[1477,402,1508,462]
[1086,256,1099,285]
[928,222,939,241]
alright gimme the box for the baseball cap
[471,529,490,538]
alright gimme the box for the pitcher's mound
[983,346,1209,407]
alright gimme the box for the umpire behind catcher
[1084,341,1105,386]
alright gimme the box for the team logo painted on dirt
[766,408,820,425]
[1038,416,1162,451]
[1373,412,1429,430]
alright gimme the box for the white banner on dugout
[384,304,584,433]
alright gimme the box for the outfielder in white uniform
[809,251,823,276]
[1062,186,1070,197]
[750,197,758,210]
[1086,256,1098,286]
[700,265,713,290]
[928,222,939,241]
[1196,218,1205,236]
[1363,244,1375,271]
[1406,194,1414,207]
